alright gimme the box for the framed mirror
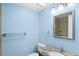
[53,10,75,39]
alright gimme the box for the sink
[37,42,73,56]
[37,42,64,56]
[48,51,64,56]
[38,48,65,56]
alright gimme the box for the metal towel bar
[3,33,26,37]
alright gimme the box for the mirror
[53,10,75,39]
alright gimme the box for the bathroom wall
[0,3,2,56]
[3,3,39,56]
[39,4,79,55]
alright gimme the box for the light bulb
[68,3,74,7]
[51,8,56,14]
[57,4,64,11]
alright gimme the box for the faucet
[60,47,63,53]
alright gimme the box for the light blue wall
[39,4,79,55]
[3,3,79,56]
[3,4,39,56]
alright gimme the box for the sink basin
[48,51,64,56]
[37,42,73,56]
[38,48,64,56]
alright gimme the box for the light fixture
[51,8,56,15]
[57,4,64,11]
[51,3,74,15]
[68,3,74,7]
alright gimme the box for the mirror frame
[53,10,75,40]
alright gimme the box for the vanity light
[51,3,74,15]
[57,4,64,11]
[68,3,74,7]
[51,8,56,15]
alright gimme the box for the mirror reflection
[54,10,75,39]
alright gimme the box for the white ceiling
[16,3,54,12]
